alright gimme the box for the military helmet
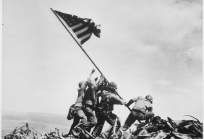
[145,94,153,103]
[109,81,117,89]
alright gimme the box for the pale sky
[2,0,203,122]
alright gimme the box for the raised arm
[105,92,126,105]
[126,96,142,107]
[87,69,98,89]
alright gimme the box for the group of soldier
[62,69,154,139]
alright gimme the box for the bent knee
[90,118,97,126]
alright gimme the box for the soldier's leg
[92,114,106,137]
[121,112,137,131]
[83,106,97,130]
[68,107,97,139]
[77,108,88,124]
[106,112,121,129]
[68,117,80,135]
[105,112,121,138]
[70,108,88,136]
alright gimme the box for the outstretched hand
[124,101,129,107]
[91,69,95,74]
[123,101,132,112]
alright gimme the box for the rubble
[40,128,62,139]
[3,123,40,139]
[117,115,203,139]
[3,115,203,139]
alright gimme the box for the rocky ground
[2,112,203,139]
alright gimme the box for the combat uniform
[122,95,154,131]
[92,85,125,137]
[65,80,97,137]
[80,80,97,131]
[66,81,87,136]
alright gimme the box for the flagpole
[50,8,131,112]
[50,8,106,78]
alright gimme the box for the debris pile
[3,115,203,139]
[3,123,40,139]
[118,115,203,139]
[41,128,62,139]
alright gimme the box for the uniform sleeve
[80,81,88,90]
[144,102,154,119]
[108,93,125,105]
[87,76,98,90]
[145,101,153,112]
[86,69,98,88]
[126,96,141,106]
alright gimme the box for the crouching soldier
[63,69,97,138]
[121,95,154,132]
[92,81,126,138]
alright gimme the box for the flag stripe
[70,23,83,30]
[80,33,92,44]
[77,29,91,38]
[54,10,100,45]
[69,20,83,27]
[75,27,89,36]
[72,24,87,32]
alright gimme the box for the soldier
[121,95,154,132]
[62,81,87,137]
[92,80,126,138]
[63,69,97,138]
[79,71,98,132]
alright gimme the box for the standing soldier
[92,80,126,138]
[121,95,154,132]
[79,70,98,133]
[63,69,97,138]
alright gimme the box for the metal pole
[50,8,131,112]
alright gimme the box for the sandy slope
[2,112,71,137]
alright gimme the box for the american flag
[54,10,101,45]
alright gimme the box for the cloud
[127,0,202,71]
[98,0,202,66]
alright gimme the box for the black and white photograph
[2,0,203,139]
